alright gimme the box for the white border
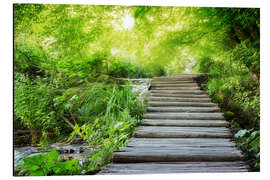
[12,0,262,8]
[2,0,270,180]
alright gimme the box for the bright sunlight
[121,14,135,30]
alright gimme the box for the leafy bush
[235,129,260,170]
[19,150,81,176]
[14,73,59,144]
[196,39,260,170]
[108,60,148,78]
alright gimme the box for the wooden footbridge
[99,74,248,174]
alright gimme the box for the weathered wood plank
[128,138,235,145]
[149,96,211,102]
[118,146,238,153]
[134,126,232,138]
[98,162,248,174]
[151,80,195,84]
[151,93,209,98]
[147,107,220,113]
[150,90,206,94]
[143,112,224,120]
[148,101,217,107]
[143,119,229,127]
[152,78,194,81]
[152,86,200,90]
[151,83,199,87]
[113,150,243,162]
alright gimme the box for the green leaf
[45,150,59,168]
[235,129,248,139]
[29,170,45,176]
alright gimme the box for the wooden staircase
[98,74,248,174]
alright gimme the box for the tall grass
[66,83,146,172]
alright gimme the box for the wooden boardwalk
[99,74,248,174]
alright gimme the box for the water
[121,78,151,102]
[14,143,93,172]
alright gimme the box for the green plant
[66,85,145,172]
[14,73,58,144]
[234,129,260,170]
[21,150,81,176]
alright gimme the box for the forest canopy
[14,4,259,75]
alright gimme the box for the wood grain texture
[127,138,236,147]
[151,93,209,98]
[134,126,232,138]
[143,112,224,120]
[147,107,220,113]
[113,150,243,163]
[150,90,206,94]
[151,83,199,87]
[143,119,229,127]
[98,162,248,174]
[152,86,200,90]
[151,80,195,84]
[149,96,211,102]
[148,101,217,107]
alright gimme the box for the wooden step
[151,80,195,84]
[113,143,242,163]
[149,96,211,102]
[127,138,236,147]
[143,119,229,127]
[134,126,232,138]
[150,93,209,98]
[152,78,194,81]
[151,90,205,94]
[143,113,224,120]
[148,101,217,107]
[99,161,248,174]
[151,83,199,87]
[147,107,220,113]
[152,86,200,90]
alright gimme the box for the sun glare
[121,15,135,30]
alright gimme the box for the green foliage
[235,129,260,170]
[20,150,81,176]
[66,85,145,171]
[14,73,58,144]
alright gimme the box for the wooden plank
[128,138,235,145]
[150,90,205,94]
[98,162,248,174]
[142,119,229,127]
[152,78,194,81]
[149,96,211,102]
[151,93,209,98]
[118,146,238,152]
[134,126,232,138]
[127,138,236,147]
[152,87,200,90]
[147,107,220,113]
[151,83,199,87]
[113,150,243,162]
[148,101,217,107]
[143,112,224,120]
[151,80,195,84]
